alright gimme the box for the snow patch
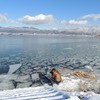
[54,77,80,92]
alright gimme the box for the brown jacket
[50,68,62,82]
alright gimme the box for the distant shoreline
[0,33,95,37]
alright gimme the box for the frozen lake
[0,35,100,74]
[0,35,100,92]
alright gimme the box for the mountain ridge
[0,26,99,36]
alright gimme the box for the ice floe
[8,64,21,74]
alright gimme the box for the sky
[0,0,100,29]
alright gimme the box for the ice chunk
[8,64,21,74]
[0,81,14,91]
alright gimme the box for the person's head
[50,68,56,74]
[52,68,56,71]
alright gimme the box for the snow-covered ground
[0,86,70,100]
[0,76,100,100]
[0,66,100,100]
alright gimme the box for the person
[50,68,62,84]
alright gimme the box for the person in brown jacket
[50,68,62,84]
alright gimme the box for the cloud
[80,14,100,20]
[61,20,67,24]
[69,20,88,25]
[0,14,7,22]
[61,20,88,25]
[18,14,55,25]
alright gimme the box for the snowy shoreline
[0,67,100,100]
[0,80,100,100]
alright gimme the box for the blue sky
[0,0,100,29]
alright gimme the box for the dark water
[0,35,100,74]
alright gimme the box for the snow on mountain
[0,26,100,36]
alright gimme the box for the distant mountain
[0,26,99,36]
[0,26,40,34]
